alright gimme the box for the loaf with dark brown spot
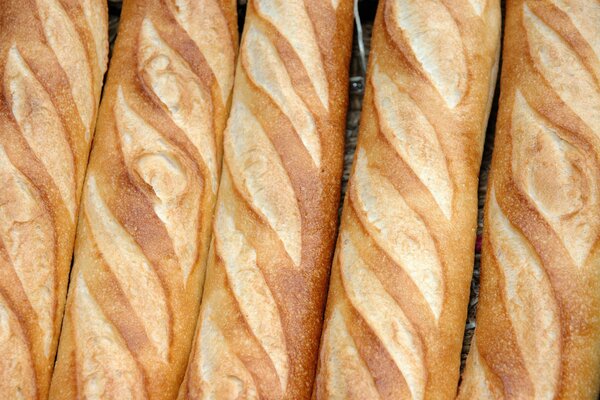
[0,0,108,398]
[177,1,354,399]
[49,1,238,399]
[313,0,501,398]
[459,1,600,398]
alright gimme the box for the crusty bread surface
[0,0,108,398]
[313,0,501,399]
[177,0,354,399]
[458,1,600,398]
[48,0,238,399]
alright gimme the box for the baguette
[48,1,238,399]
[458,1,600,398]
[177,1,354,398]
[0,0,107,398]
[313,1,501,398]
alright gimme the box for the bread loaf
[48,1,238,399]
[0,0,107,398]
[176,1,354,398]
[313,1,501,398]
[458,1,600,398]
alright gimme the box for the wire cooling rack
[106,0,505,373]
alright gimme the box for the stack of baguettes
[176,1,354,399]
[313,0,501,398]
[49,0,238,399]
[0,0,108,398]
[3,0,599,399]
[459,1,600,399]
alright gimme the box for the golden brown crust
[177,1,354,399]
[458,1,600,399]
[0,0,107,398]
[313,1,501,399]
[48,1,238,399]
